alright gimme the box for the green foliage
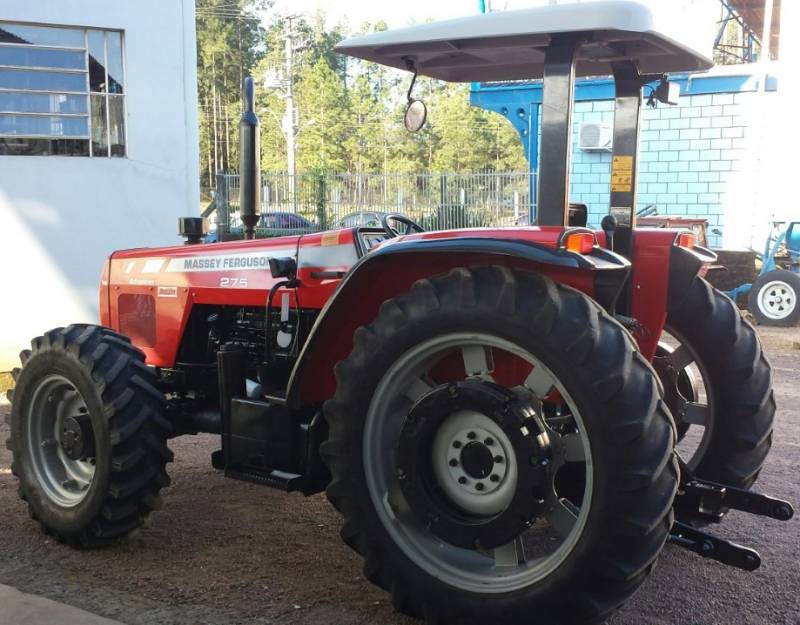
[196,0,268,187]
[196,11,527,183]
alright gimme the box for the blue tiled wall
[472,73,778,249]
[567,93,751,247]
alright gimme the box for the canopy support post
[536,35,580,227]
[609,61,644,260]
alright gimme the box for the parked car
[257,211,316,235]
[205,211,316,241]
[334,211,396,229]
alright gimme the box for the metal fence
[209,171,536,238]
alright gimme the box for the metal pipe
[239,76,261,240]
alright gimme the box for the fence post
[315,172,327,231]
[439,173,447,230]
[332,187,340,224]
[216,172,229,236]
[513,191,520,223]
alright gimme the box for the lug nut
[475,482,485,491]
[484,437,494,446]
[458,476,467,485]
[449,458,458,467]
[467,431,476,440]
[490,474,500,483]
[494,455,504,463]
[453,441,462,449]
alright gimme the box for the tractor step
[669,521,761,571]
[225,467,305,492]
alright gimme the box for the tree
[295,58,350,172]
[196,0,268,188]
[196,7,528,185]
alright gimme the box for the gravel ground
[1,326,798,625]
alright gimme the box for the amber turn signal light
[675,232,696,249]
[564,232,595,254]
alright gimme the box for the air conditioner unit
[579,122,613,151]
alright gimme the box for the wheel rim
[363,333,593,593]
[25,374,96,507]
[757,279,796,320]
[656,328,715,471]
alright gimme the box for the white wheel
[748,269,800,326]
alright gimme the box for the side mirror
[402,58,427,132]
[404,100,427,132]
[654,78,680,106]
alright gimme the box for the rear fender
[630,228,717,360]
[286,237,629,407]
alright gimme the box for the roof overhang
[728,0,781,59]
[336,1,714,82]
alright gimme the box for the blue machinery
[726,222,800,300]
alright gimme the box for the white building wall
[0,0,199,370]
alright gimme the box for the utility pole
[283,17,297,186]
[266,17,303,201]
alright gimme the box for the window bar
[104,31,110,157]
[84,28,92,157]
[119,29,126,157]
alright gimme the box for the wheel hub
[26,375,96,507]
[460,440,496,480]
[397,380,550,549]
[60,416,87,460]
[759,280,796,319]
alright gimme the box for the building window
[0,22,125,157]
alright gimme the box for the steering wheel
[381,213,425,238]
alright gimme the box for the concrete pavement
[0,584,126,625]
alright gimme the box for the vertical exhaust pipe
[239,76,261,240]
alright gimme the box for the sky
[267,0,546,30]
[265,0,718,58]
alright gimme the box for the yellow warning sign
[611,155,633,193]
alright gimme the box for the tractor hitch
[675,479,794,524]
[674,453,794,524]
[669,458,794,571]
[669,522,761,571]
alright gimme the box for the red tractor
[5,3,792,624]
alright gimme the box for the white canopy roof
[336,1,714,82]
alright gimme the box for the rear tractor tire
[659,278,774,494]
[6,325,172,547]
[322,267,677,625]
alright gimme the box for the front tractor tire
[6,325,172,547]
[322,267,677,625]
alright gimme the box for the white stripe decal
[142,259,165,274]
[163,249,296,273]
[298,244,357,268]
